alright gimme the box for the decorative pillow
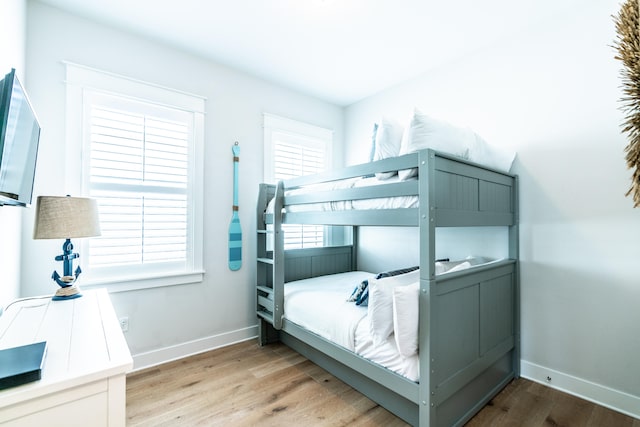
[376,266,419,279]
[465,255,492,266]
[356,286,369,306]
[349,266,418,307]
[435,259,471,275]
[368,269,420,346]
[372,117,403,180]
[347,279,369,303]
[467,133,516,173]
[393,281,420,357]
[445,261,471,273]
[397,109,474,180]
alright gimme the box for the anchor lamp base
[51,272,83,301]
[52,285,82,301]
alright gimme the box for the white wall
[0,0,26,311]
[345,0,640,417]
[17,0,640,416]
[23,1,343,367]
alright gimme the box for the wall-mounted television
[0,68,41,207]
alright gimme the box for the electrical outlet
[119,316,129,332]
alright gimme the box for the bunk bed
[256,148,519,427]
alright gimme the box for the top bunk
[260,148,517,228]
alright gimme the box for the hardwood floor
[126,340,639,426]
[466,378,640,427]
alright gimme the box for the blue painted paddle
[229,142,242,270]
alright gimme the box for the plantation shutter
[264,114,333,250]
[273,140,324,180]
[87,99,190,269]
[273,138,325,249]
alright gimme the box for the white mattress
[267,176,419,213]
[282,258,502,382]
[283,271,421,381]
[284,271,373,352]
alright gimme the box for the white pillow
[445,261,471,273]
[373,117,403,180]
[393,281,419,357]
[368,123,378,163]
[467,133,516,172]
[435,259,472,275]
[398,109,473,180]
[368,269,420,346]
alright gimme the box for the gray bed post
[510,175,520,377]
[418,149,437,426]
[272,180,285,330]
[351,225,358,270]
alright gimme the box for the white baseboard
[130,325,259,372]
[520,360,640,419]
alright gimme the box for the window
[263,113,332,249]
[65,63,204,291]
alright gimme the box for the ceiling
[37,0,578,106]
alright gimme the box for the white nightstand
[0,289,133,426]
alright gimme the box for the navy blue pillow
[375,266,419,279]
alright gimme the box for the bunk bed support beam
[509,176,521,378]
[418,150,437,426]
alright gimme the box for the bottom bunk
[257,248,519,427]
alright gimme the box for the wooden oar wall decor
[229,141,242,270]
[614,0,640,207]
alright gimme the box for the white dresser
[0,289,133,426]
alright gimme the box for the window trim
[64,62,205,292]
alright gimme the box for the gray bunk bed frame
[256,148,519,427]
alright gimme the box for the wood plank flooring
[126,340,639,426]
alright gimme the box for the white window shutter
[264,114,332,250]
[87,97,191,272]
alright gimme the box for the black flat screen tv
[0,68,41,207]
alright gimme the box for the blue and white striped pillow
[348,266,419,307]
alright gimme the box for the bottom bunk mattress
[282,257,502,383]
[283,271,421,382]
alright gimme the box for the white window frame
[263,113,333,249]
[64,63,205,292]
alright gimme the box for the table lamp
[33,195,101,300]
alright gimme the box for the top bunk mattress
[261,150,517,228]
[266,175,418,214]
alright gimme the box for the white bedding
[355,314,420,381]
[283,271,422,381]
[267,175,419,213]
[284,271,373,351]
[282,258,502,382]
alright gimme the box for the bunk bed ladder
[256,183,285,345]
